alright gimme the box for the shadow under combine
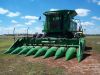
[85,46,92,52]
[81,46,92,61]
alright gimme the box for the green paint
[54,47,66,59]
[34,47,48,57]
[44,47,57,58]
[77,46,83,62]
[65,47,76,60]
[10,46,26,54]
[25,46,41,56]
[18,46,33,55]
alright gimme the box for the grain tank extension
[4,10,85,62]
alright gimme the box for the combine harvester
[4,10,85,62]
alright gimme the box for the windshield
[46,15,62,30]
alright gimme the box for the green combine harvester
[4,10,85,62]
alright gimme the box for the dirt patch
[25,51,100,75]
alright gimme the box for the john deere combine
[4,10,85,62]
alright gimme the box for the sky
[0,0,100,35]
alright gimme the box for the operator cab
[43,10,78,38]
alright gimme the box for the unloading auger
[4,10,85,62]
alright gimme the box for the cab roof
[44,10,77,17]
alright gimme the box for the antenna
[13,27,15,42]
[27,27,29,38]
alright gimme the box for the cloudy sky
[0,0,100,34]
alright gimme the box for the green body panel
[80,38,86,50]
[65,47,76,60]
[77,46,82,62]
[44,47,57,58]
[54,47,66,59]
[26,37,79,47]
[76,38,85,62]
[34,47,48,57]
[25,46,41,56]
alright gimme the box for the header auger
[4,10,85,62]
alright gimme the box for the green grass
[0,36,13,51]
[85,36,100,53]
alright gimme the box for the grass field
[85,36,100,53]
[0,35,100,75]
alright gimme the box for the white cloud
[97,1,100,5]
[91,0,100,5]
[22,16,39,20]
[0,8,21,17]
[11,20,24,27]
[15,28,27,34]
[22,15,39,25]
[15,26,42,34]
[25,20,36,25]
[0,24,26,34]
[14,24,24,27]
[34,27,42,33]
[75,8,91,16]
[0,26,14,34]
[50,8,59,11]
[11,20,18,23]
[84,25,100,34]
[91,16,100,20]
[0,25,43,35]
[0,8,9,14]
[81,21,95,26]
[7,12,20,17]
